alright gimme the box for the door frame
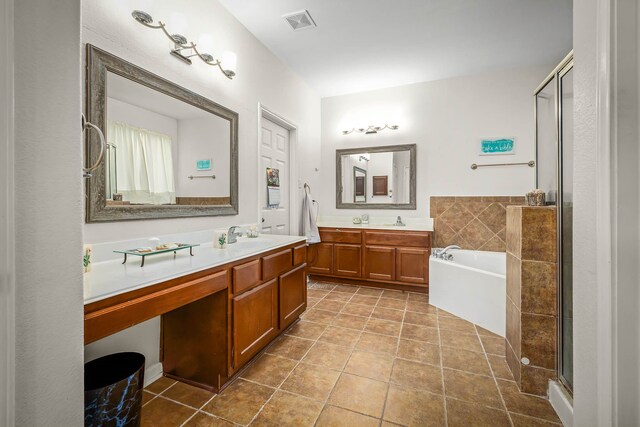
[0,0,15,424]
[256,104,299,235]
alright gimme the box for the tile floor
[141,279,562,426]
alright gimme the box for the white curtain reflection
[108,121,176,205]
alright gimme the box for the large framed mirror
[336,144,416,209]
[85,44,238,222]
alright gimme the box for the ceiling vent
[283,10,317,31]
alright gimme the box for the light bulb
[220,51,237,77]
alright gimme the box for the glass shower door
[558,63,574,391]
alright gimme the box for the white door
[260,118,290,235]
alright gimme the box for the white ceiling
[218,0,572,97]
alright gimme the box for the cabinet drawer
[319,229,362,244]
[262,249,293,281]
[232,259,261,294]
[293,244,307,266]
[364,231,430,248]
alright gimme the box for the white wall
[82,0,321,243]
[82,0,320,380]
[320,65,553,218]
[176,117,230,197]
[13,0,84,424]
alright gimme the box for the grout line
[436,303,449,426]
[475,323,515,427]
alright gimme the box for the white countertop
[317,221,433,232]
[84,235,306,305]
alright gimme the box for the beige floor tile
[315,405,380,427]
[381,290,408,300]
[350,295,380,306]
[407,292,428,302]
[446,397,511,427]
[397,339,441,366]
[341,303,374,317]
[302,341,353,370]
[183,413,235,426]
[145,376,177,394]
[364,318,402,337]
[333,284,359,294]
[240,354,298,388]
[203,379,274,425]
[344,350,394,382]
[318,326,361,348]
[480,335,506,356]
[356,287,384,297]
[141,397,197,427]
[437,308,458,318]
[403,311,437,327]
[355,332,399,356]
[142,391,155,406]
[328,373,388,418]
[324,291,354,302]
[438,317,478,334]
[510,412,563,426]
[301,308,337,325]
[307,298,320,308]
[266,335,314,361]
[161,381,215,408]
[280,363,341,401]
[331,313,368,330]
[251,390,323,427]
[487,354,515,380]
[314,299,347,313]
[439,329,484,353]
[401,323,439,343]
[443,369,503,409]
[383,385,445,426]
[308,282,335,291]
[390,358,443,394]
[441,346,492,377]
[406,301,435,314]
[497,379,562,423]
[377,298,407,310]
[475,325,501,337]
[307,289,330,299]
[371,307,405,322]
[285,320,327,341]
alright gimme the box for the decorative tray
[114,243,200,267]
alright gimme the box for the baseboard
[548,380,573,426]
[144,362,163,388]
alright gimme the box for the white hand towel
[301,191,320,244]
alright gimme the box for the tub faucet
[434,245,460,260]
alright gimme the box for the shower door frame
[534,51,574,395]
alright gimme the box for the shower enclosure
[534,52,574,394]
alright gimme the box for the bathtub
[429,249,506,337]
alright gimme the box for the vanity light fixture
[131,10,237,79]
[342,124,399,135]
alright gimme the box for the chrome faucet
[433,245,460,260]
[227,226,241,244]
[395,216,406,226]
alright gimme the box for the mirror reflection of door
[353,167,366,203]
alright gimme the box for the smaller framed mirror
[336,144,416,210]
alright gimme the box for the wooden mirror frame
[336,144,417,210]
[85,44,239,223]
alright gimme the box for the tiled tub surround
[138,279,561,426]
[430,196,525,251]
[505,206,558,396]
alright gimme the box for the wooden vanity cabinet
[231,278,279,369]
[279,264,307,329]
[309,227,432,292]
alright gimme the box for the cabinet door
[232,279,278,369]
[308,243,334,274]
[396,248,429,284]
[365,246,395,281]
[279,264,307,330]
[334,244,362,277]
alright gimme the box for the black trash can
[84,352,146,427]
